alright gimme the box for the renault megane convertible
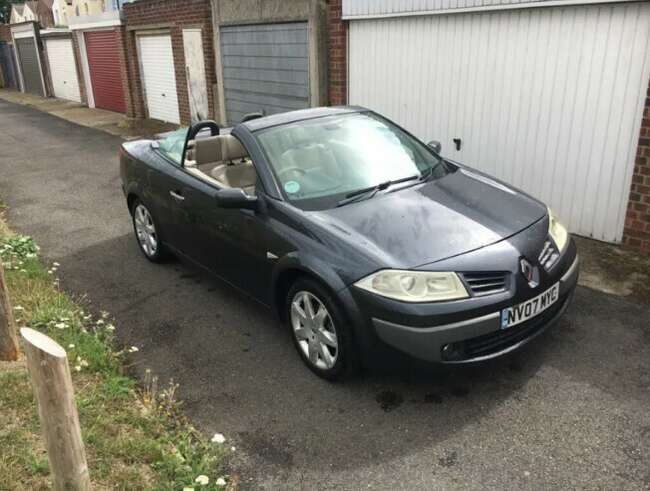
[120,107,579,380]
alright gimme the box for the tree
[0,0,22,24]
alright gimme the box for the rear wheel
[131,200,165,262]
[286,278,357,381]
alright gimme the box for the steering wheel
[278,167,307,180]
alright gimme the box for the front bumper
[366,252,579,364]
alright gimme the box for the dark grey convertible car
[120,107,579,380]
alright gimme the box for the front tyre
[286,278,356,381]
[131,199,165,263]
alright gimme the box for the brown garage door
[84,30,125,113]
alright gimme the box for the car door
[172,170,276,304]
[144,153,187,252]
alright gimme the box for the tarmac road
[1,99,649,490]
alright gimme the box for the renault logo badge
[520,258,540,288]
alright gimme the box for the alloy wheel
[290,291,339,370]
[133,204,158,257]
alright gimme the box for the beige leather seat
[279,127,339,178]
[189,134,257,192]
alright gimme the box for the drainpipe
[209,0,226,126]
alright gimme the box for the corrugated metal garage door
[137,34,180,124]
[220,22,309,125]
[15,37,43,96]
[0,42,18,89]
[85,30,126,113]
[348,3,650,243]
[45,38,81,102]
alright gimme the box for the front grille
[539,239,560,271]
[459,294,567,360]
[461,272,509,296]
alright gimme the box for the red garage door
[84,30,126,113]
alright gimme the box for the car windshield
[157,127,188,166]
[255,112,447,210]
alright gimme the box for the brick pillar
[327,0,347,106]
[623,77,650,252]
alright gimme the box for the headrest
[193,134,247,165]
[194,136,223,165]
[220,134,247,161]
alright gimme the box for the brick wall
[327,0,347,106]
[624,78,650,252]
[0,25,12,43]
[123,0,216,124]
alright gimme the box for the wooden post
[0,257,19,361]
[21,328,91,491]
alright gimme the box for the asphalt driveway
[1,99,649,490]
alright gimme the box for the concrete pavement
[0,99,649,490]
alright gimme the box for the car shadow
[51,232,559,473]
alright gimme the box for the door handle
[169,190,185,202]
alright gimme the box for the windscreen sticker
[284,181,300,194]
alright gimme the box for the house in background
[52,0,73,26]
[10,1,54,28]
[10,4,27,23]
[70,0,111,16]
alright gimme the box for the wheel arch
[272,253,348,322]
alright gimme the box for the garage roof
[343,0,638,19]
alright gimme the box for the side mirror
[216,187,258,211]
[427,140,442,154]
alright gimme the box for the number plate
[501,283,559,329]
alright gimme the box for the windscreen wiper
[336,174,420,207]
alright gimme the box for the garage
[44,37,81,102]
[14,37,44,96]
[220,22,310,125]
[0,42,18,90]
[137,34,180,124]
[84,30,126,113]
[346,2,650,243]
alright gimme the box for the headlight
[548,207,568,252]
[354,270,468,302]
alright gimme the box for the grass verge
[0,206,231,491]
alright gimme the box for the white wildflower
[68,344,75,349]
[74,365,81,372]
[231,446,236,452]
[106,324,115,331]
[55,322,67,329]
[183,488,195,491]
[80,359,89,368]
[47,269,53,274]
[53,262,60,266]
[96,319,105,326]
[216,477,227,486]
[211,433,226,444]
[20,269,27,273]
[13,305,24,311]
[128,346,139,353]
[194,475,209,485]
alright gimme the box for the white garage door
[137,34,180,124]
[45,38,81,102]
[349,3,650,243]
